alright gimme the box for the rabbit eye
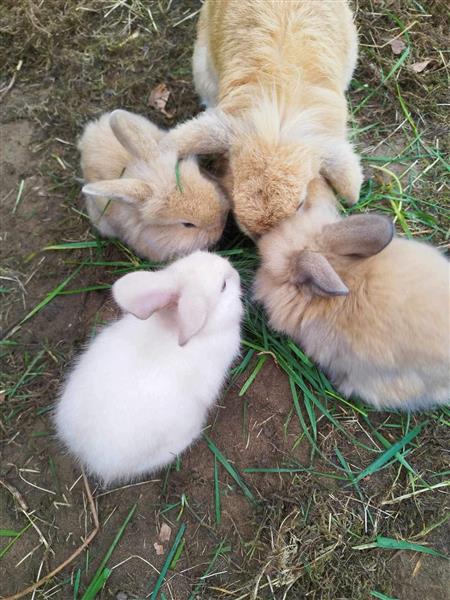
[221,280,227,292]
[182,222,196,228]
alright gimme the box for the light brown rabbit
[254,177,450,411]
[162,0,362,238]
[78,110,229,261]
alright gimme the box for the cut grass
[205,434,255,504]
[80,504,136,599]
[149,522,186,600]
[354,535,449,560]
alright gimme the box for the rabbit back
[55,311,240,483]
[78,113,130,182]
[299,238,450,410]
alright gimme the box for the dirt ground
[1,1,449,599]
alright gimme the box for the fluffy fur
[254,177,450,411]
[54,251,243,484]
[164,0,362,237]
[78,110,229,260]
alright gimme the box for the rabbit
[54,251,243,485]
[159,0,362,238]
[254,176,450,411]
[78,109,229,261]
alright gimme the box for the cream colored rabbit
[163,0,362,238]
[254,177,450,411]
[78,110,229,260]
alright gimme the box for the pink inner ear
[130,290,177,320]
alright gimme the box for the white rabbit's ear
[322,214,394,257]
[82,179,152,204]
[109,110,162,160]
[293,250,349,297]
[162,108,233,157]
[112,272,177,319]
[321,140,363,205]
[177,293,208,346]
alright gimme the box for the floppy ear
[322,214,394,257]
[321,140,363,205]
[112,271,177,319]
[82,179,152,205]
[294,250,349,297]
[109,110,163,160]
[161,108,233,157]
[177,292,208,347]
[112,271,209,343]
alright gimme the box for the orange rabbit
[164,0,362,238]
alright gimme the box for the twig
[0,478,50,548]
[2,470,99,600]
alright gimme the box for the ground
[0,1,449,599]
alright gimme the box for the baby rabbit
[78,110,229,260]
[254,177,450,411]
[162,0,362,238]
[54,251,242,484]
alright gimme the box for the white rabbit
[54,251,242,484]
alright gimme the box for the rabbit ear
[322,214,394,257]
[112,272,177,319]
[82,179,152,204]
[109,110,162,160]
[321,140,363,205]
[112,271,209,343]
[177,293,208,347]
[294,250,349,297]
[162,108,233,157]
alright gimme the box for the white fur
[54,252,242,484]
[193,42,219,107]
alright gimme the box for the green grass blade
[238,354,267,396]
[188,540,230,600]
[0,522,32,559]
[374,536,449,559]
[205,435,255,503]
[19,263,85,326]
[354,47,410,114]
[149,523,186,600]
[0,529,21,537]
[81,504,136,600]
[73,568,81,600]
[353,423,424,484]
[289,377,317,450]
[175,160,184,193]
[371,592,399,600]
[363,417,417,477]
[43,241,106,250]
[81,568,111,600]
[214,456,221,525]
[8,349,45,399]
[243,466,348,481]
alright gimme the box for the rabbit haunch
[54,251,243,484]
[78,110,228,261]
[164,0,362,237]
[254,177,450,411]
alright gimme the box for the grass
[80,504,137,600]
[0,0,449,599]
[149,522,186,599]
